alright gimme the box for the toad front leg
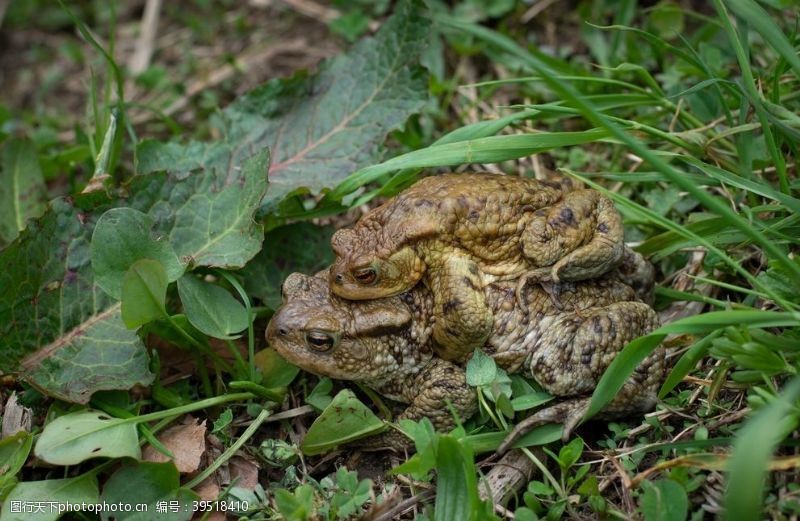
[499,301,663,453]
[426,253,494,361]
[362,358,478,450]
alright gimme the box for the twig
[131,37,308,124]
[128,0,163,75]
[521,0,560,23]
[479,448,539,504]
[262,405,314,423]
[0,0,11,31]
[371,489,435,521]
[274,0,380,31]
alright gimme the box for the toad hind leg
[427,254,493,361]
[522,190,624,283]
[499,302,663,454]
[497,397,590,454]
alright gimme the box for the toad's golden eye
[352,267,377,285]
[305,330,336,352]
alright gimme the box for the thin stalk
[185,408,270,489]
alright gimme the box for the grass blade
[434,436,481,521]
[585,311,800,420]
[724,375,800,521]
[330,128,609,198]
[723,0,800,80]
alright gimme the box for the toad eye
[305,330,337,352]
[352,267,377,285]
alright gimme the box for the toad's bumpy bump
[328,173,627,361]
[267,270,663,451]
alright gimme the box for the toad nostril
[278,328,288,336]
[335,274,344,283]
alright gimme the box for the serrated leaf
[34,410,141,465]
[137,0,429,211]
[91,207,185,299]
[0,474,99,521]
[121,259,168,329]
[300,389,386,455]
[20,307,153,403]
[177,274,247,339]
[100,461,199,521]
[0,138,46,246]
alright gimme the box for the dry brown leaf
[193,478,225,521]
[229,455,260,491]
[143,417,207,473]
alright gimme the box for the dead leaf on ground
[229,455,260,490]
[193,478,225,521]
[1,392,32,439]
[143,416,207,473]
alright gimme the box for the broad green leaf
[34,410,141,465]
[0,474,99,521]
[300,389,386,455]
[274,485,315,521]
[20,307,153,404]
[639,479,688,521]
[0,148,268,399]
[434,436,480,521]
[138,0,430,211]
[0,138,46,246]
[557,438,584,469]
[91,207,185,299]
[169,150,268,267]
[724,376,800,521]
[177,274,247,339]
[254,348,300,388]
[0,432,33,500]
[240,223,335,310]
[510,392,553,411]
[121,259,168,329]
[465,349,497,387]
[305,377,334,411]
[586,311,800,420]
[100,461,199,521]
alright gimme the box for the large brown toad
[267,270,663,450]
[329,173,626,361]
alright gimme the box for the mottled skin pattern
[266,272,475,448]
[329,173,625,361]
[267,270,663,450]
